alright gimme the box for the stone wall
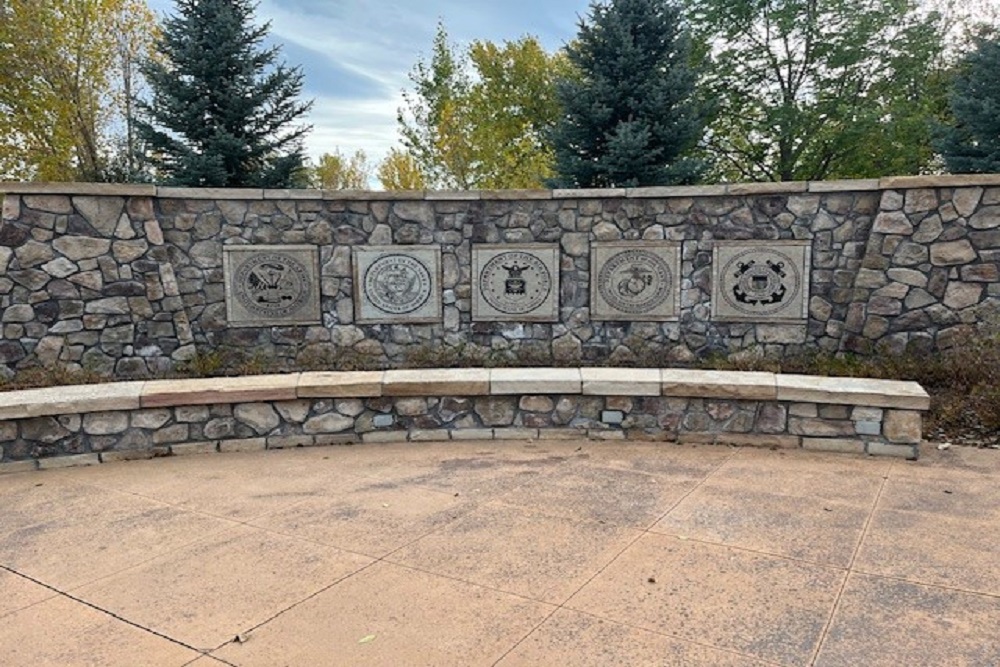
[1,176,999,376]
[0,369,929,470]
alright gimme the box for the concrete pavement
[1,440,998,666]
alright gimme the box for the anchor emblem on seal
[733,259,787,306]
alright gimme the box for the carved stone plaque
[473,245,559,322]
[223,245,321,327]
[354,246,442,324]
[712,241,810,321]
[591,242,681,321]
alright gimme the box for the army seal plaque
[591,242,681,321]
[712,241,810,321]
[223,245,321,327]
[354,246,442,323]
[473,245,559,321]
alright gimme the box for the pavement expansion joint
[807,459,894,665]
[0,563,212,659]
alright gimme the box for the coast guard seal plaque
[473,245,559,322]
[712,241,810,321]
[223,245,321,327]
[354,246,442,323]
[591,242,681,321]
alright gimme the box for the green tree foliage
[137,0,312,187]
[398,24,567,189]
[687,0,948,182]
[936,32,1000,173]
[309,149,370,189]
[550,0,706,188]
[0,0,157,181]
[377,148,427,190]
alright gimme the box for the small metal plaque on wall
[223,245,321,327]
[354,245,442,324]
[591,242,681,321]
[711,241,811,321]
[473,244,560,322]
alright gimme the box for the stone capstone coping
[4,174,999,201]
[0,381,145,420]
[775,374,931,411]
[490,367,583,394]
[0,368,930,420]
[581,368,661,396]
[661,370,778,401]
[297,371,384,398]
[140,374,300,408]
[382,369,490,396]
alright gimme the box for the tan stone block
[490,368,582,395]
[450,428,494,441]
[0,381,145,420]
[261,189,323,200]
[361,431,408,443]
[802,438,866,454]
[0,460,37,474]
[0,182,156,196]
[554,188,627,198]
[100,448,170,463]
[408,429,452,442]
[37,453,100,470]
[492,427,539,440]
[581,367,661,396]
[170,442,217,456]
[538,428,587,440]
[677,433,723,445]
[142,374,299,408]
[880,174,1000,189]
[866,442,919,459]
[588,429,626,440]
[156,186,263,199]
[775,374,930,410]
[660,369,777,400]
[297,371,383,398]
[479,189,553,200]
[313,433,360,446]
[808,179,881,192]
[267,435,314,449]
[714,433,800,449]
[726,181,808,195]
[883,410,922,444]
[218,438,267,453]
[424,190,481,200]
[383,368,490,396]
[625,185,727,198]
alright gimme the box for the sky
[145,0,592,170]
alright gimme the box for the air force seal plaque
[472,244,559,322]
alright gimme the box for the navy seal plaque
[591,242,681,321]
[712,241,810,321]
[473,245,559,322]
[354,246,442,323]
[223,245,321,327]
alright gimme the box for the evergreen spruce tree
[136,0,312,187]
[550,0,705,188]
[936,34,1000,174]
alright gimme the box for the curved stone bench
[0,368,930,473]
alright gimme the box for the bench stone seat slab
[141,374,300,408]
[297,371,384,398]
[581,368,661,396]
[775,375,930,410]
[0,381,145,420]
[661,370,777,400]
[490,368,582,395]
[382,369,490,396]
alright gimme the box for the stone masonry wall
[2,176,1000,376]
[0,392,923,471]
